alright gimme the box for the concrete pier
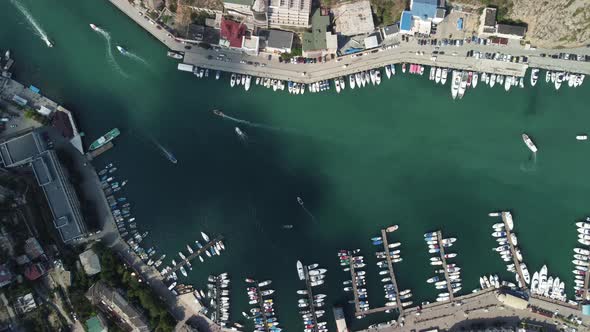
[435,230,455,302]
[500,212,528,289]
[583,266,589,300]
[163,236,223,277]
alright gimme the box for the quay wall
[107,0,590,83]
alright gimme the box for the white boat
[385,66,391,79]
[216,71,221,80]
[186,245,193,254]
[340,77,345,90]
[555,73,563,90]
[230,74,236,87]
[391,64,396,76]
[472,73,478,88]
[441,69,447,85]
[530,69,539,86]
[458,72,467,99]
[435,68,441,84]
[180,266,188,277]
[90,23,100,31]
[522,134,537,153]
[201,232,210,242]
[545,71,551,83]
[490,74,496,87]
[335,79,341,93]
[375,71,381,85]
[451,71,459,99]
[167,51,183,60]
[370,70,376,85]
[504,75,512,91]
[349,75,356,89]
[429,67,435,81]
[575,248,590,255]
[244,75,251,91]
[297,260,305,280]
[576,135,588,141]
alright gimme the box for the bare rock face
[510,0,590,48]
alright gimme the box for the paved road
[108,0,590,84]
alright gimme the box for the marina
[495,211,529,289]
[162,235,225,278]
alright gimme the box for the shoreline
[107,0,590,84]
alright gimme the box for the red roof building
[24,263,46,281]
[220,19,246,48]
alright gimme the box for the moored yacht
[441,68,447,85]
[531,68,539,86]
[451,71,460,99]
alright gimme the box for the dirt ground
[434,8,480,39]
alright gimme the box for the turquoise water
[1,0,590,330]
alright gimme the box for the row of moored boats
[489,211,531,288]
[573,219,590,301]
[376,225,413,310]
[296,261,328,332]
[424,230,462,302]
[244,279,282,332]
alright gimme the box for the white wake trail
[121,50,149,66]
[94,27,128,77]
[10,0,51,47]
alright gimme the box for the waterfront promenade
[108,0,590,84]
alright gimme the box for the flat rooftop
[333,0,375,36]
[0,132,43,166]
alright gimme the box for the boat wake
[520,152,537,172]
[92,27,128,78]
[152,139,177,164]
[10,0,52,47]
[215,110,292,134]
[297,197,317,222]
[121,49,149,66]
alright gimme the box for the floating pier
[302,265,320,332]
[349,227,405,317]
[162,236,223,277]
[501,212,528,289]
[436,230,455,302]
[380,228,404,314]
[346,253,362,315]
[254,281,271,332]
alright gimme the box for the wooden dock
[86,142,113,160]
[436,230,455,302]
[501,212,528,290]
[302,265,320,332]
[163,236,223,277]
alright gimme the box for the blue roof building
[399,0,446,34]
[411,0,438,20]
[400,11,414,32]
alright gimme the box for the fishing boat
[522,134,538,153]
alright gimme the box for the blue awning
[29,85,40,94]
